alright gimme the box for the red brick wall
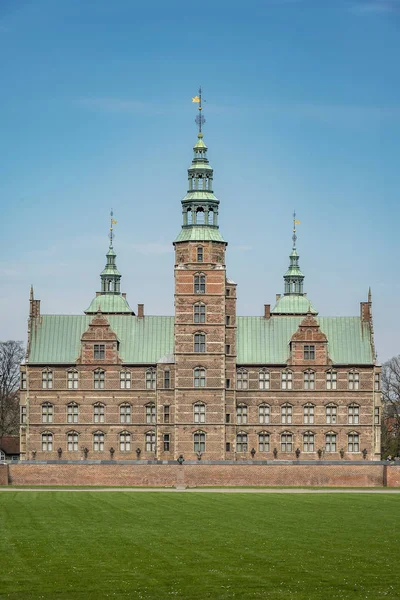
[0,464,8,485]
[6,462,397,487]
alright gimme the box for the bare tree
[0,341,24,438]
[381,355,400,458]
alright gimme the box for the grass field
[0,493,399,600]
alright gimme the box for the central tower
[173,89,236,460]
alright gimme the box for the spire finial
[292,210,300,249]
[109,209,117,249]
[193,87,205,136]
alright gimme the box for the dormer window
[94,344,105,360]
[304,345,315,360]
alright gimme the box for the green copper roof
[182,191,219,202]
[85,294,133,314]
[27,314,373,365]
[272,295,317,315]
[101,266,121,276]
[174,226,226,243]
[237,316,374,364]
[188,163,213,172]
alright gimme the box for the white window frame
[67,370,78,390]
[237,369,248,390]
[258,403,270,424]
[194,402,206,424]
[281,370,292,390]
[326,404,337,425]
[120,403,131,424]
[237,404,248,425]
[41,402,53,424]
[259,370,270,390]
[93,403,105,424]
[67,402,79,424]
[281,403,292,425]
[326,370,337,390]
[303,404,315,425]
[120,370,131,389]
[304,370,315,390]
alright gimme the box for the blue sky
[1,0,399,362]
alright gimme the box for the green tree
[0,340,24,438]
[381,355,400,458]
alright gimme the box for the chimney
[276,294,281,303]
[264,304,271,319]
[137,304,144,318]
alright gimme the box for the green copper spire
[175,88,225,243]
[284,212,305,295]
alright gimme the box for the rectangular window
[281,405,292,424]
[42,433,53,452]
[163,434,170,452]
[259,404,270,424]
[164,405,170,423]
[326,405,337,424]
[67,403,79,424]
[281,371,292,390]
[225,413,230,423]
[42,370,53,389]
[236,434,247,453]
[194,275,206,294]
[237,370,248,390]
[303,405,314,425]
[226,378,230,389]
[119,432,131,452]
[194,433,206,453]
[349,371,359,390]
[304,371,315,390]
[94,370,105,389]
[67,370,78,390]
[67,432,78,452]
[197,247,203,262]
[42,403,53,424]
[237,405,248,425]
[259,371,270,390]
[120,371,131,389]
[303,432,315,452]
[374,407,380,425]
[164,370,170,389]
[94,404,105,424]
[20,372,27,390]
[93,432,104,452]
[146,432,156,453]
[120,404,131,424]
[146,404,156,424]
[226,316,231,326]
[146,370,156,390]
[194,403,206,423]
[194,333,206,353]
[194,369,206,388]
[325,433,337,452]
[94,344,105,360]
[348,433,359,453]
[348,405,360,425]
[258,433,270,452]
[326,371,337,390]
[20,406,27,424]
[225,344,231,355]
[281,433,293,452]
[226,288,230,296]
[374,373,380,391]
[226,442,231,452]
[194,304,206,324]
[304,345,315,360]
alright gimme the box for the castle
[19,104,381,462]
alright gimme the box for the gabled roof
[27,314,374,366]
[0,436,20,455]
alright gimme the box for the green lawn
[0,493,398,599]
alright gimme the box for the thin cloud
[350,0,400,14]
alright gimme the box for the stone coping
[4,459,395,466]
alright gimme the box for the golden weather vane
[292,211,301,248]
[109,209,117,247]
[192,87,205,134]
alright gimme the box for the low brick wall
[0,464,8,485]
[3,461,398,487]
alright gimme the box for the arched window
[303,431,315,452]
[348,370,359,390]
[325,432,337,452]
[237,404,248,425]
[326,404,337,424]
[281,403,292,424]
[193,431,206,453]
[348,404,360,425]
[146,403,156,424]
[120,370,131,389]
[67,369,78,390]
[93,403,105,424]
[119,431,131,452]
[194,273,206,294]
[196,207,205,224]
[303,403,315,425]
[67,402,79,424]
[42,368,53,389]
[94,369,105,389]
[348,432,360,453]
[304,370,315,390]
[67,431,79,452]
[281,432,293,452]
[258,432,270,452]
[259,369,270,390]
[194,332,206,353]
[41,432,53,452]
[208,209,214,225]
[145,431,156,453]
[41,402,53,424]
[237,369,248,390]
[194,303,206,324]
[187,207,192,224]
[146,368,156,390]
[93,431,105,452]
[120,403,131,424]
[236,432,248,453]
[281,370,292,390]
[194,367,206,388]
[194,402,206,423]
[326,370,337,390]
[258,404,270,424]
